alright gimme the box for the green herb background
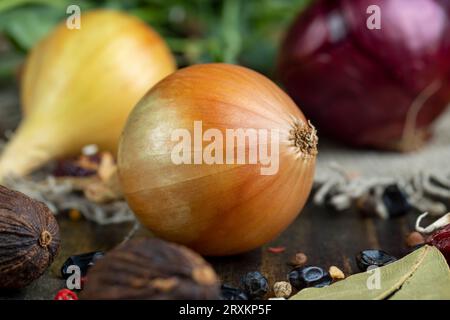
[0,0,312,85]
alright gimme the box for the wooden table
[0,201,416,300]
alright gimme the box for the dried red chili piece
[267,247,286,254]
[54,289,78,300]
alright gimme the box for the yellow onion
[0,10,176,181]
[118,64,317,256]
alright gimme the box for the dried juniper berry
[356,250,397,271]
[240,271,268,299]
[221,284,249,300]
[288,266,332,290]
[382,185,411,218]
[61,251,104,279]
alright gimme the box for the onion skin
[0,10,176,181]
[278,0,450,151]
[118,64,317,256]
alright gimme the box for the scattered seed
[328,266,345,280]
[68,209,82,222]
[273,281,292,298]
[405,231,425,248]
[288,252,308,267]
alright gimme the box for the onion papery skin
[118,64,317,256]
[278,0,450,151]
[0,10,176,181]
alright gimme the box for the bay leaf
[290,246,450,300]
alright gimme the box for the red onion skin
[278,0,450,150]
[427,225,450,265]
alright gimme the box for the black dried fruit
[382,185,411,218]
[288,266,332,290]
[240,271,269,299]
[82,238,220,300]
[54,160,96,177]
[356,249,397,271]
[61,251,104,279]
[53,154,101,177]
[0,185,60,289]
[221,284,249,300]
[288,252,308,267]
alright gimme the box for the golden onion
[118,64,317,256]
[0,10,176,181]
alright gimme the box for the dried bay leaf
[290,246,450,300]
[389,246,450,300]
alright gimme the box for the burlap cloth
[1,88,449,222]
[0,89,134,224]
[314,108,450,218]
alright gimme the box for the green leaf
[0,0,62,13]
[290,246,450,300]
[220,0,242,64]
[0,7,64,50]
[0,52,24,80]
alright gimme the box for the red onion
[278,0,450,151]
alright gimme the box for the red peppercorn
[427,225,450,265]
[54,289,78,300]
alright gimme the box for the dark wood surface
[0,201,416,300]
